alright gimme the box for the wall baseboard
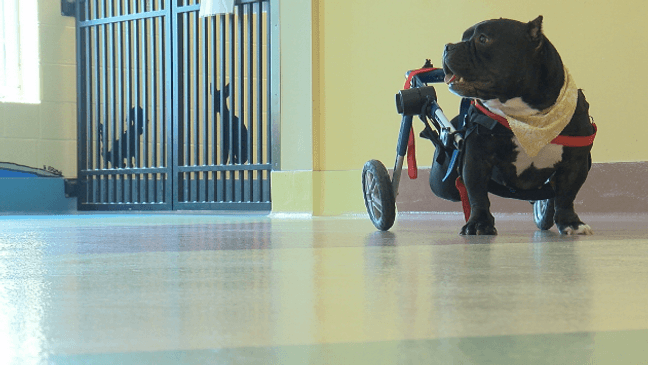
[395,162,648,214]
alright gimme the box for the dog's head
[129,106,146,135]
[212,83,231,115]
[442,16,563,108]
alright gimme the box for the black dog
[101,106,146,168]
[213,84,248,164]
[442,16,596,235]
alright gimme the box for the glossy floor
[1,213,647,364]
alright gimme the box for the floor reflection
[0,230,48,365]
[0,213,646,364]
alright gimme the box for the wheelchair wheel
[362,160,396,231]
[533,198,555,230]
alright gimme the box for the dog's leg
[553,161,593,235]
[460,142,497,235]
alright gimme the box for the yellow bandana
[505,68,579,157]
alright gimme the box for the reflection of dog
[213,84,248,164]
[442,16,596,235]
[100,106,146,168]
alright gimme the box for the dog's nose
[443,44,453,60]
[443,44,452,61]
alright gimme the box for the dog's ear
[528,16,543,42]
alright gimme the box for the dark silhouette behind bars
[214,84,248,164]
[100,106,147,168]
[98,85,248,168]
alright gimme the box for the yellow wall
[0,1,77,177]
[274,0,648,215]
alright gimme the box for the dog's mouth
[444,72,467,85]
[443,70,475,91]
[442,63,469,86]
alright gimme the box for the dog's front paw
[558,223,593,235]
[461,221,498,235]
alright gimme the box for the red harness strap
[455,177,471,222]
[407,128,418,179]
[472,101,597,147]
[403,67,439,179]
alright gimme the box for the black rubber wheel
[533,198,555,230]
[362,160,396,231]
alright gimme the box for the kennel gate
[74,0,279,211]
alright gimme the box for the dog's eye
[478,34,490,44]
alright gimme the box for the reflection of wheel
[362,160,396,231]
[533,198,555,230]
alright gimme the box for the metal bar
[89,0,95,22]
[142,16,150,202]
[87,25,94,177]
[174,4,200,14]
[247,2,254,201]
[430,100,464,148]
[151,16,158,202]
[100,22,108,203]
[81,167,170,175]
[76,2,89,207]
[219,14,226,201]
[256,2,263,201]
[178,11,187,202]
[193,11,200,202]
[133,16,141,203]
[183,11,190,202]
[108,20,116,203]
[78,0,86,22]
[162,6,171,204]
[229,13,235,201]
[157,14,163,204]
[177,163,272,173]
[175,201,271,211]
[124,13,132,202]
[78,202,172,211]
[266,1,272,203]
[393,115,413,196]
[237,3,245,202]
[170,0,180,208]
[172,0,262,11]
[202,17,209,202]
[92,0,98,21]
[134,17,144,202]
[115,1,124,202]
[79,10,167,28]
[210,16,217,202]
[91,24,99,204]
[86,19,94,202]
[118,19,126,202]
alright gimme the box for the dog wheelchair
[362,63,557,231]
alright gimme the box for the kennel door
[75,0,277,211]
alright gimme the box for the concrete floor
[1,212,647,364]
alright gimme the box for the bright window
[0,0,40,104]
